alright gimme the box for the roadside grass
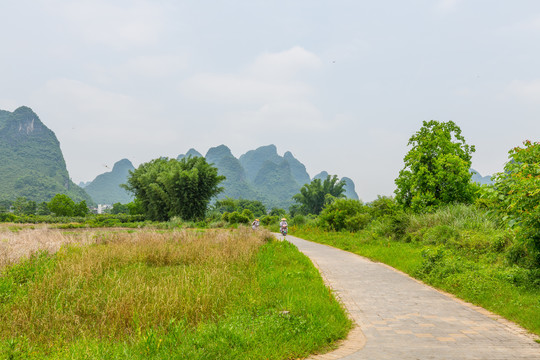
[0,228,351,359]
[293,204,540,337]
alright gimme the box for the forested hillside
[0,107,92,204]
[82,159,134,204]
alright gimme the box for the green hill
[205,145,257,200]
[0,106,92,204]
[83,159,135,204]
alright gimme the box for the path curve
[278,234,540,360]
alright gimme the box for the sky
[1,0,539,201]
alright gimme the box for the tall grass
[0,227,350,359]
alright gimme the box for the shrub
[318,199,370,232]
[228,211,250,224]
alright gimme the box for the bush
[318,199,370,232]
[227,211,250,225]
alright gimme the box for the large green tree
[394,120,476,212]
[487,140,540,265]
[123,157,225,221]
[292,175,346,215]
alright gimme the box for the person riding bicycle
[251,218,260,230]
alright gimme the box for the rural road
[277,234,540,360]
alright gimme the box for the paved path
[279,234,540,360]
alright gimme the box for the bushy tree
[47,194,75,216]
[73,200,89,217]
[488,140,540,266]
[394,120,476,212]
[110,202,129,214]
[318,198,370,232]
[293,175,346,215]
[123,157,225,221]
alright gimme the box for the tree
[394,120,476,212]
[12,197,36,215]
[47,194,75,216]
[213,198,267,218]
[318,198,370,232]
[292,175,346,215]
[488,140,540,266]
[110,202,130,214]
[73,200,89,217]
[123,157,225,221]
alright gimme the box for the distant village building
[96,204,112,214]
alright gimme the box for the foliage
[11,197,36,215]
[123,157,225,221]
[293,175,346,215]
[213,197,266,217]
[318,198,370,232]
[47,194,86,217]
[486,140,540,266]
[394,120,476,212]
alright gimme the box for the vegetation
[123,157,225,221]
[292,175,346,215]
[394,120,476,212]
[47,194,88,217]
[0,107,93,205]
[483,140,540,266]
[0,228,350,359]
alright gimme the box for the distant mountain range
[470,169,493,185]
[80,144,360,208]
[0,107,92,204]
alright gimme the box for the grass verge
[293,226,540,337]
[0,228,350,359]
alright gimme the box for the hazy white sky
[1,0,539,201]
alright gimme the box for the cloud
[248,46,323,80]
[60,0,166,48]
[179,46,321,105]
[436,0,463,13]
[123,55,188,78]
[34,78,171,143]
[507,79,540,103]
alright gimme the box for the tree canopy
[292,175,346,215]
[487,140,540,266]
[394,120,476,212]
[123,157,225,221]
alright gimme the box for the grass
[0,227,351,359]
[293,204,540,337]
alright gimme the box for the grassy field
[0,226,351,359]
[293,207,540,338]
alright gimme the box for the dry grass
[0,227,269,344]
[0,227,95,268]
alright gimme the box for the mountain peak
[112,159,134,172]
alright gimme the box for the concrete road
[278,234,540,360]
